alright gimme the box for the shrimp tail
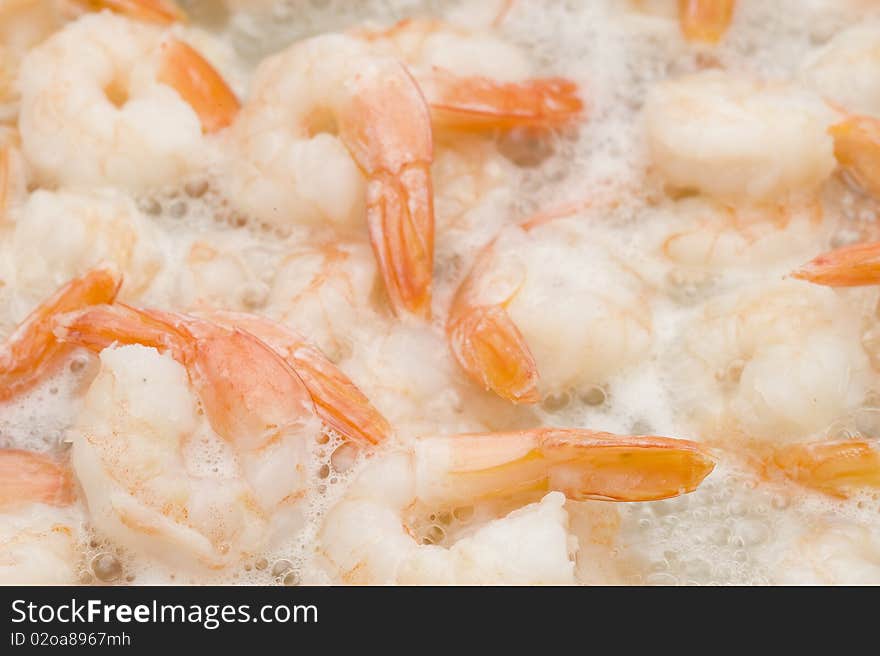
[538,429,716,502]
[791,241,880,287]
[442,429,715,504]
[199,310,392,447]
[341,62,434,318]
[766,440,880,498]
[54,302,191,361]
[70,0,187,24]
[365,165,434,318]
[156,38,240,134]
[447,304,540,404]
[0,266,121,401]
[678,0,736,44]
[0,450,74,509]
[288,342,392,446]
[424,69,584,131]
[829,116,880,200]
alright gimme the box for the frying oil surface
[2,0,880,584]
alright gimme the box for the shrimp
[801,21,880,118]
[201,310,391,447]
[223,33,433,318]
[319,428,714,583]
[677,0,735,44]
[792,239,880,287]
[0,449,80,584]
[11,189,164,304]
[0,0,66,122]
[267,241,378,361]
[448,218,652,403]
[647,196,830,282]
[772,523,880,584]
[18,12,239,193]
[826,116,880,200]
[351,18,584,132]
[670,279,871,446]
[644,71,836,201]
[0,266,121,402]
[0,126,27,223]
[54,304,324,569]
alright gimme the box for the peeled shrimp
[671,279,871,445]
[647,196,830,279]
[826,115,880,200]
[267,241,378,361]
[0,449,79,584]
[18,12,238,192]
[0,0,66,122]
[802,21,880,118]
[351,18,584,132]
[54,304,322,569]
[448,218,652,403]
[11,189,163,304]
[319,429,714,584]
[0,266,120,402]
[223,32,433,318]
[644,71,835,201]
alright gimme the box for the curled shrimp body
[18,12,238,193]
[319,428,714,584]
[647,196,830,281]
[671,279,871,447]
[802,21,880,119]
[54,304,323,569]
[351,18,584,132]
[0,0,68,123]
[11,188,164,304]
[644,71,836,201]
[267,241,378,362]
[448,219,652,403]
[224,33,433,318]
[0,449,79,584]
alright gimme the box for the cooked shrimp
[671,279,871,445]
[0,266,121,402]
[792,239,880,287]
[202,310,392,447]
[351,18,584,131]
[319,428,714,583]
[223,33,433,318]
[826,116,880,200]
[649,196,830,279]
[677,0,735,44]
[267,241,378,361]
[644,71,836,201]
[802,21,880,118]
[772,523,880,584]
[11,189,164,303]
[18,12,239,192]
[764,439,880,498]
[448,218,652,403]
[0,0,66,122]
[0,126,27,222]
[54,305,323,569]
[0,449,79,584]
